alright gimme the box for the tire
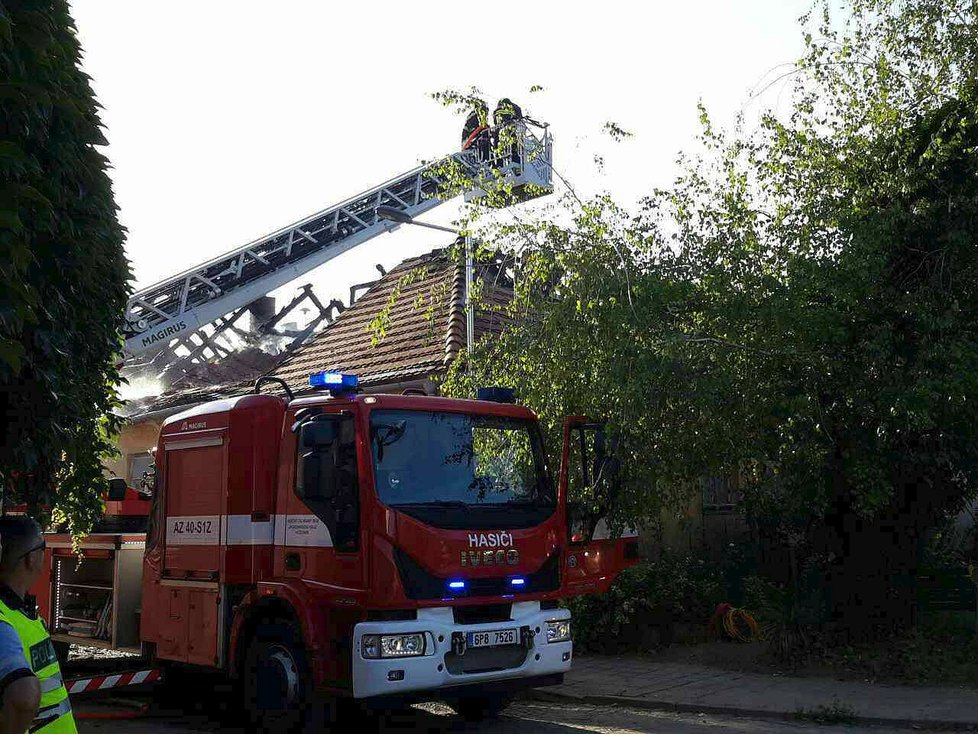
[449,693,514,721]
[241,622,334,733]
[156,660,199,709]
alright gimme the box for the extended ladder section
[124,122,553,359]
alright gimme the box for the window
[128,454,154,487]
[294,415,359,552]
[566,422,620,544]
[368,409,554,530]
[701,475,741,514]
[370,410,551,508]
[566,424,602,544]
[566,425,599,501]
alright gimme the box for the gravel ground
[67,644,140,662]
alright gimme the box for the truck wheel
[449,693,514,721]
[242,623,333,733]
[156,661,197,709]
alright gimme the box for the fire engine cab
[36,372,636,727]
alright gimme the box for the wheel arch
[228,589,317,679]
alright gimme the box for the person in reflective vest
[0,515,75,733]
[0,521,40,734]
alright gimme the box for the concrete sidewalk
[529,655,978,730]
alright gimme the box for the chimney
[246,296,275,332]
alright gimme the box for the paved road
[76,699,937,733]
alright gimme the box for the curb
[521,687,978,731]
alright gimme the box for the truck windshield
[370,410,554,513]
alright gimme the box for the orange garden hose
[722,607,760,641]
[708,602,761,642]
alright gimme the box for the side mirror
[107,478,128,502]
[291,407,323,433]
[301,418,338,449]
[299,450,337,502]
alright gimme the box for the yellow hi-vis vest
[0,598,76,734]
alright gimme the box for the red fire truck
[34,372,637,728]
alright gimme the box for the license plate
[466,628,518,648]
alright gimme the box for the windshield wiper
[372,420,407,462]
[394,500,469,509]
[393,499,553,510]
[486,498,554,509]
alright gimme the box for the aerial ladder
[123,119,553,376]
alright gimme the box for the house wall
[654,477,750,560]
[658,489,703,554]
[108,419,164,486]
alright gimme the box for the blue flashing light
[477,386,516,404]
[309,371,359,392]
[510,577,526,587]
[447,580,466,591]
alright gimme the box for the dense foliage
[566,553,725,652]
[440,0,978,637]
[0,1,129,531]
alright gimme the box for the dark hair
[0,515,42,574]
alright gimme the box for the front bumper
[351,601,572,699]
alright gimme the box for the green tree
[0,0,130,533]
[438,1,978,636]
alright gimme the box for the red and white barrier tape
[66,668,161,695]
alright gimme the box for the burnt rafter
[145,283,348,389]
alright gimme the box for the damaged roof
[271,247,512,392]
[123,248,512,419]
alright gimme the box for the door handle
[285,553,301,571]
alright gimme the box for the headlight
[361,633,427,659]
[545,620,571,643]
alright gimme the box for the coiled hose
[708,602,761,642]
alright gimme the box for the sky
[69,0,812,317]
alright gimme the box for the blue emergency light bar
[447,580,466,591]
[309,371,359,392]
[509,577,526,587]
[477,386,516,404]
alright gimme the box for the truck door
[276,407,364,690]
[278,407,363,590]
[560,417,639,595]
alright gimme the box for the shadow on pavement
[78,686,585,733]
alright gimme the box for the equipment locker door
[560,417,638,595]
[163,434,225,577]
[157,432,226,666]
